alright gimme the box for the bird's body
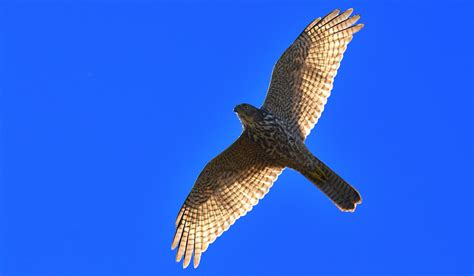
[172,8,364,268]
[236,104,360,208]
[238,105,308,168]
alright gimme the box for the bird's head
[234,103,263,128]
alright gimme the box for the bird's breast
[247,121,302,163]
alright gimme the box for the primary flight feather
[172,8,364,268]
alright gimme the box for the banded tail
[302,160,362,212]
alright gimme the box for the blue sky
[1,1,473,275]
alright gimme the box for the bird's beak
[233,106,238,113]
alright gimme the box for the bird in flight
[172,8,364,268]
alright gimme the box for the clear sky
[1,1,473,275]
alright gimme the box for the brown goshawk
[172,9,364,268]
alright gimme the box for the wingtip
[352,23,365,34]
[343,8,354,17]
[171,238,179,250]
[194,253,202,268]
[183,260,190,269]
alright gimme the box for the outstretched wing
[172,134,284,268]
[262,9,363,139]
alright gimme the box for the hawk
[172,8,364,268]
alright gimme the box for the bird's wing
[172,134,284,268]
[262,9,363,139]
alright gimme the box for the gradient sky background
[1,1,473,275]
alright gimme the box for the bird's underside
[172,8,364,268]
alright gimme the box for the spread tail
[302,161,362,212]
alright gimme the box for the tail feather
[303,161,362,212]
